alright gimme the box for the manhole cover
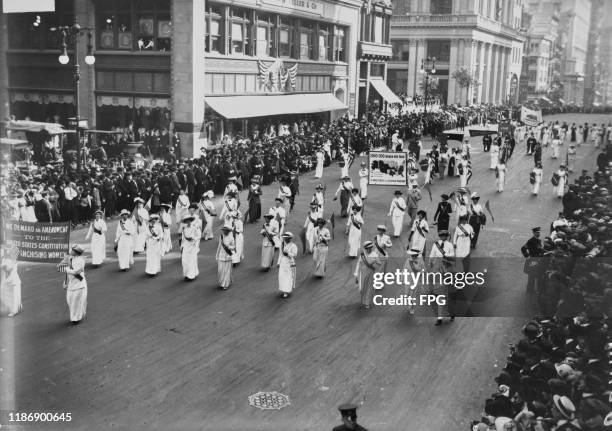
[248,391,291,410]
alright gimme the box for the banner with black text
[3,221,70,262]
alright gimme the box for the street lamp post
[54,22,95,173]
[420,57,436,114]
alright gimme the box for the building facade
[1,0,384,156]
[519,0,559,103]
[389,0,525,106]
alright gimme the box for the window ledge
[204,52,347,66]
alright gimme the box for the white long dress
[115,219,136,270]
[1,254,22,316]
[347,213,363,257]
[278,242,298,294]
[86,219,107,265]
[490,145,499,170]
[261,220,279,269]
[181,225,200,279]
[232,220,244,264]
[388,197,406,237]
[133,208,149,253]
[532,167,543,195]
[175,194,190,226]
[359,168,369,199]
[65,256,87,322]
[304,210,320,253]
[556,170,567,198]
[315,151,324,178]
[160,211,173,255]
[497,164,507,192]
[201,200,215,240]
[410,219,429,253]
[145,224,163,275]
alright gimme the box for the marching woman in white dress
[358,162,369,199]
[132,198,149,253]
[346,206,363,258]
[159,204,173,255]
[278,180,292,216]
[313,218,331,278]
[1,245,22,317]
[311,184,325,215]
[144,215,163,277]
[315,148,325,179]
[260,212,280,270]
[231,210,244,265]
[115,209,136,271]
[531,162,543,196]
[216,226,235,290]
[62,244,87,324]
[304,202,321,253]
[388,190,407,238]
[490,141,500,170]
[554,165,568,198]
[408,210,429,255]
[85,210,107,266]
[496,162,507,193]
[278,232,298,298]
[551,135,560,159]
[175,189,190,227]
[180,215,200,281]
[200,191,216,240]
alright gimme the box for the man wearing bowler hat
[332,404,368,431]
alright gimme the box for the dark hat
[438,230,450,237]
[338,404,358,418]
[189,203,198,209]
[316,218,326,225]
[495,371,512,387]
[394,190,403,195]
[532,227,541,233]
[441,194,449,200]
[275,197,283,202]
[263,213,274,219]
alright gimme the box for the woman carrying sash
[354,241,381,309]
[304,202,321,253]
[346,206,363,257]
[145,215,163,276]
[86,210,107,266]
[374,225,392,273]
[428,231,455,326]
[61,245,87,324]
[260,212,279,270]
[278,232,298,298]
[388,190,407,237]
[408,210,429,255]
[115,209,136,271]
[181,215,200,281]
[1,245,22,317]
[313,218,331,278]
[404,248,425,314]
[216,226,235,289]
[159,204,173,254]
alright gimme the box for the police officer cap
[532,227,541,233]
[338,404,358,418]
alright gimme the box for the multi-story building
[519,0,559,103]
[0,0,384,155]
[557,0,591,106]
[583,0,605,107]
[601,6,612,105]
[389,0,525,106]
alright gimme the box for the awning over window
[370,78,402,105]
[205,93,347,119]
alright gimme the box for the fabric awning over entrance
[205,93,347,119]
[370,79,402,105]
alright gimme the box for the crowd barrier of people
[470,165,612,431]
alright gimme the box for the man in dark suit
[521,227,545,294]
[482,134,492,152]
[124,172,139,210]
[34,192,53,222]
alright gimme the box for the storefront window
[95,0,170,51]
[318,26,330,61]
[391,41,410,61]
[334,27,345,62]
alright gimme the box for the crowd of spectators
[471,163,612,431]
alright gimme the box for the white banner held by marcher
[520,106,543,127]
[3,0,54,12]
[368,151,408,186]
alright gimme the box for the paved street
[2,113,610,431]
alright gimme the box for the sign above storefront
[259,0,323,15]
